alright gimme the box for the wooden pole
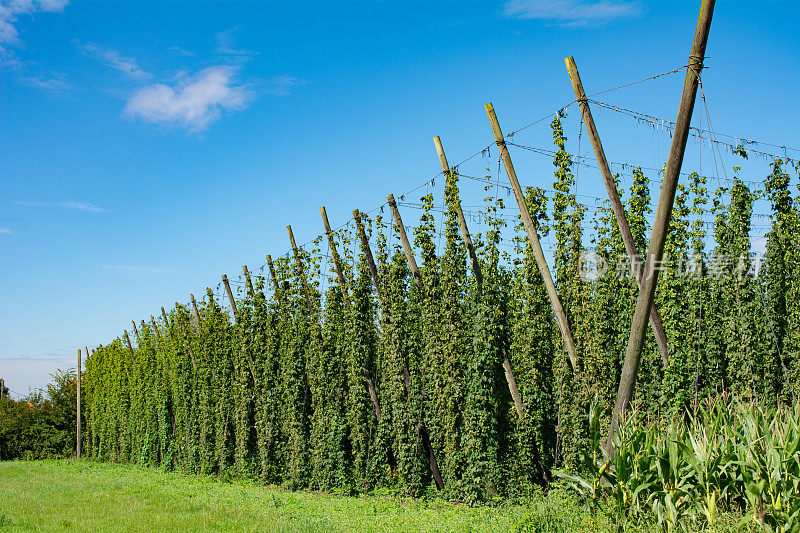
[320,207,348,294]
[222,274,238,316]
[287,225,314,311]
[345,209,388,425]
[433,136,483,289]
[190,294,201,328]
[352,210,382,296]
[433,135,527,417]
[221,274,257,378]
[266,254,283,303]
[123,330,136,364]
[242,266,257,299]
[319,208,387,433]
[76,349,81,459]
[565,56,671,365]
[386,194,422,288]
[384,194,445,490]
[176,301,198,372]
[151,316,173,373]
[607,0,715,455]
[150,317,164,346]
[486,102,580,372]
[131,320,141,345]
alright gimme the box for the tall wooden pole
[320,209,385,428]
[222,274,238,316]
[151,316,173,374]
[150,317,162,345]
[287,225,314,311]
[242,266,257,299]
[433,136,483,289]
[608,0,715,455]
[564,56,670,365]
[190,294,202,327]
[383,194,444,490]
[76,349,81,459]
[266,255,283,303]
[485,103,580,372]
[386,194,422,288]
[176,301,198,372]
[131,320,141,345]
[433,135,527,417]
[352,210,382,297]
[320,207,348,294]
[123,330,136,364]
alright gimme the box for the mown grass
[0,460,606,532]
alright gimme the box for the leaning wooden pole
[433,135,526,417]
[320,207,349,294]
[384,194,444,491]
[76,348,81,459]
[433,136,483,289]
[151,316,173,374]
[221,274,238,316]
[176,301,198,372]
[352,210,382,297]
[131,320,141,345]
[485,103,580,372]
[123,330,136,364]
[190,294,202,328]
[265,255,283,305]
[607,0,715,455]
[387,194,422,287]
[242,266,257,300]
[287,225,314,311]
[321,209,385,432]
[564,56,671,366]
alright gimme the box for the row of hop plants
[84,117,800,517]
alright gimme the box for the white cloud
[215,26,257,57]
[0,0,68,62]
[102,265,179,274]
[15,200,107,212]
[167,45,195,57]
[0,227,12,234]
[124,65,250,132]
[75,41,149,79]
[0,0,68,47]
[502,0,640,26]
[18,74,72,93]
[266,75,307,96]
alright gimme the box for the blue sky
[1,0,798,397]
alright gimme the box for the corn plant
[556,397,800,531]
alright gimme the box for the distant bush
[0,370,83,460]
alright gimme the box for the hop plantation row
[83,118,800,508]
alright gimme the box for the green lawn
[0,460,603,532]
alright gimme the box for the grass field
[0,460,606,532]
